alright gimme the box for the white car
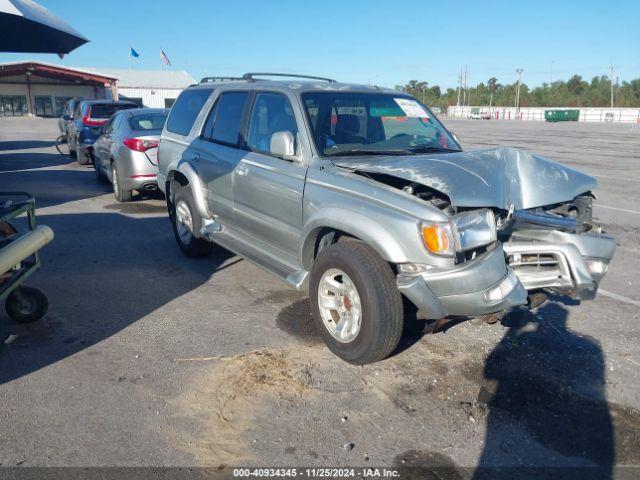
[469,111,491,120]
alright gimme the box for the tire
[69,139,77,159]
[112,163,132,202]
[76,145,90,165]
[94,160,106,183]
[5,286,49,324]
[171,184,213,258]
[310,240,404,364]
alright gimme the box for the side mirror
[270,131,296,159]
[63,114,72,121]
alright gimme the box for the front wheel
[5,286,49,324]
[310,240,404,364]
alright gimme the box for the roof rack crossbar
[242,72,337,83]
[200,76,246,83]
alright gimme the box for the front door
[232,92,306,259]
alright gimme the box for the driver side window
[247,93,298,156]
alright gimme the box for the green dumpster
[545,109,580,122]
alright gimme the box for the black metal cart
[0,192,54,323]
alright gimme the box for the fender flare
[167,161,211,220]
[299,207,411,270]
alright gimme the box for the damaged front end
[334,146,616,317]
[502,194,615,300]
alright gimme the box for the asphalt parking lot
[1,117,639,476]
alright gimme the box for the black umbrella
[0,0,88,55]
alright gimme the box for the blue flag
[130,48,140,58]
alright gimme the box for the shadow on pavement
[0,151,75,174]
[473,303,614,479]
[0,212,235,386]
[1,163,110,208]
[0,140,57,152]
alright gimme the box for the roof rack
[200,76,245,84]
[242,72,337,83]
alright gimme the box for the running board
[208,229,309,291]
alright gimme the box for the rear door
[232,91,307,258]
[195,91,250,226]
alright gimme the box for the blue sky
[2,0,639,89]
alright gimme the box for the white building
[81,68,196,109]
[0,61,195,117]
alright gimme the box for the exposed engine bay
[352,168,614,302]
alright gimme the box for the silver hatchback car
[93,108,169,202]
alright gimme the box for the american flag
[160,50,171,66]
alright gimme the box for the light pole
[421,85,427,104]
[515,69,523,111]
[610,65,615,108]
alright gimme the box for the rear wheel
[112,163,132,202]
[94,160,106,183]
[5,286,48,324]
[171,185,213,258]
[310,240,404,364]
[76,145,90,165]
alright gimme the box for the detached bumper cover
[397,245,528,319]
[504,229,616,299]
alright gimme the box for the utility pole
[610,65,616,108]
[462,66,468,107]
[456,68,461,107]
[515,68,523,111]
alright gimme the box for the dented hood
[333,147,597,210]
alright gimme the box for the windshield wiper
[406,145,462,154]
[325,149,410,157]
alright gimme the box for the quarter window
[166,88,213,136]
[247,93,298,155]
[201,91,249,147]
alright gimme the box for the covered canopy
[0,0,88,55]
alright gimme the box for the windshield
[302,92,460,156]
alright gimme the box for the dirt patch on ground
[172,347,322,464]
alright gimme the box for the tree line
[396,75,640,109]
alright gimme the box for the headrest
[335,115,360,134]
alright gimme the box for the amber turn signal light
[421,224,452,256]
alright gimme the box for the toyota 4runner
[157,73,616,364]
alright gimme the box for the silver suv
[157,73,615,364]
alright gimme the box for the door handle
[237,164,249,176]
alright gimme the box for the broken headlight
[450,209,497,252]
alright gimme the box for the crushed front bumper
[397,245,528,319]
[503,229,616,300]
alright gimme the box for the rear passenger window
[166,88,213,136]
[201,92,249,146]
